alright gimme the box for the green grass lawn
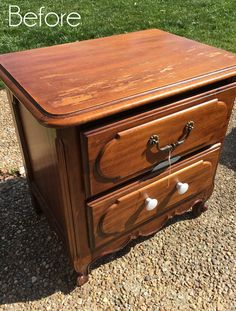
[0,0,235,87]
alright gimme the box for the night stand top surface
[0,29,235,127]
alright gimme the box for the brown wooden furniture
[0,29,235,286]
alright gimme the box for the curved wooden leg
[192,200,208,218]
[75,261,91,287]
[76,273,89,286]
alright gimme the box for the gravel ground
[0,91,23,172]
[0,89,235,311]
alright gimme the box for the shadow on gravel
[0,177,76,304]
[220,127,236,172]
[0,176,196,304]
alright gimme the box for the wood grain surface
[82,84,235,196]
[0,29,235,126]
[88,145,220,248]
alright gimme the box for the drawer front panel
[83,86,235,196]
[88,146,220,249]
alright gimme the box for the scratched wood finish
[1,29,236,286]
[0,29,236,127]
[82,85,235,196]
[88,145,220,248]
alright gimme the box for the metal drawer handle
[148,121,194,152]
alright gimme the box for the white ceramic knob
[145,198,158,211]
[176,182,189,195]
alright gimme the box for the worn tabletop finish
[0,29,235,126]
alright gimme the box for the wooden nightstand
[0,29,235,286]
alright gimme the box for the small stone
[31,276,37,283]
[19,166,25,176]
[103,297,109,303]
[77,298,83,305]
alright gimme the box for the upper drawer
[82,85,235,196]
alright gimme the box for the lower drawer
[87,145,221,249]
